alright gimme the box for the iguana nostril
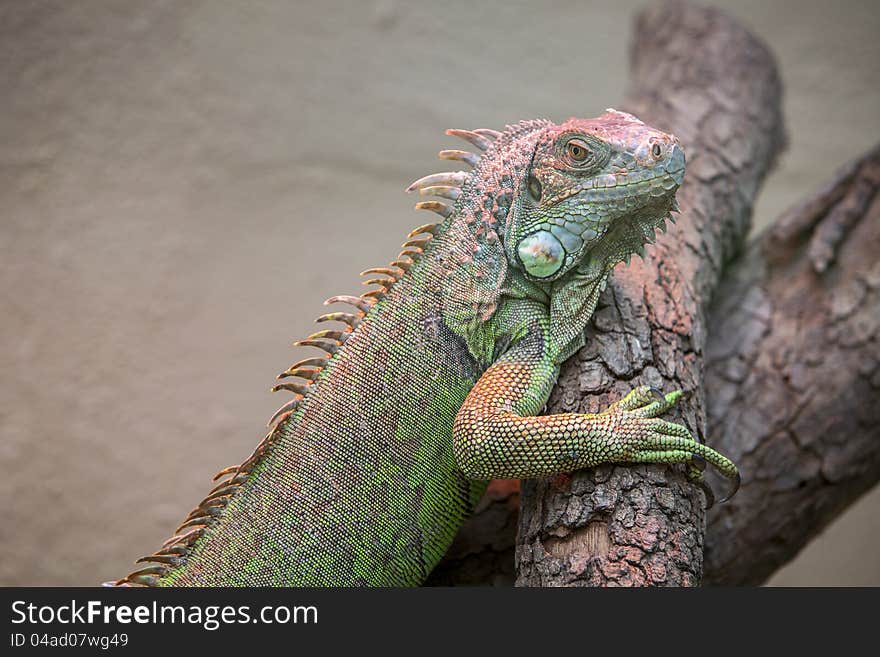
[668,144,686,184]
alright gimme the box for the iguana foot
[594,385,739,502]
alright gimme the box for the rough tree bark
[702,145,880,585]
[428,0,787,586]
[428,15,880,588]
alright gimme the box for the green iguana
[114,110,739,587]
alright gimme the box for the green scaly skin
[115,110,738,587]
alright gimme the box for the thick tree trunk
[428,0,787,586]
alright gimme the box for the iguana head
[506,109,684,282]
[408,111,685,362]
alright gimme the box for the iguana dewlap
[115,111,738,586]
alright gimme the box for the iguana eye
[652,143,662,158]
[566,139,591,162]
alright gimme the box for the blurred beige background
[2,0,878,586]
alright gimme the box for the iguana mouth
[582,172,682,207]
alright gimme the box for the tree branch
[702,144,880,585]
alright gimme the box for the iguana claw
[717,471,741,504]
[685,456,715,509]
[648,386,666,403]
[698,479,716,510]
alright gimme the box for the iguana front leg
[452,316,739,491]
